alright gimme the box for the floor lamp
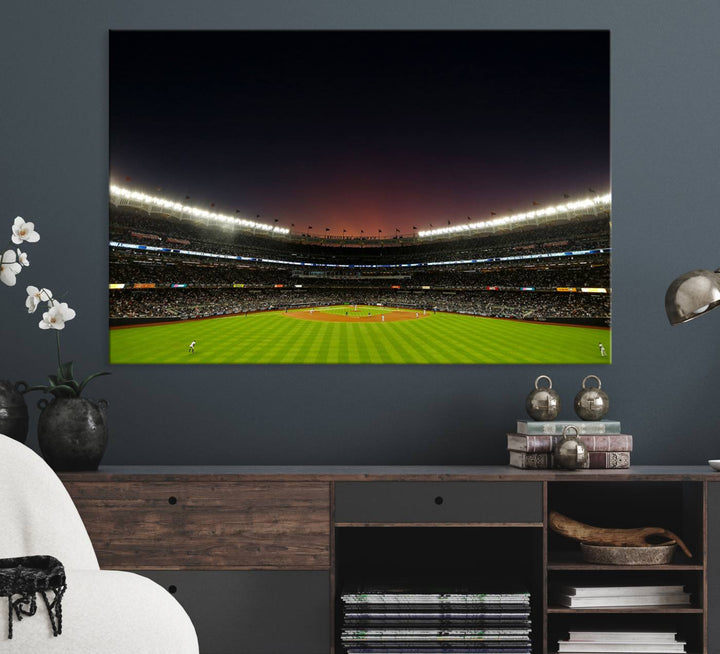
[665,269,720,325]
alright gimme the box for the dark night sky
[110,31,609,236]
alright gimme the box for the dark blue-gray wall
[1,1,719,465]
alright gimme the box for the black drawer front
[334,481,542,524]
[136,570,330,654]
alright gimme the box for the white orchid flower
[26,285,53,313]
[11,216,40,245]
[16,249,29,266]
[39,301,76,330]
[0,249,22,286]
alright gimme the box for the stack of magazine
[340,585,532,654]
[552,584,690,608]
[557,631,686,653]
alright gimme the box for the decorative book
[507,433,632,453]
[509,451,630,469]
[516,420,621,435]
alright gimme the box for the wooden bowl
[580,542,677,565]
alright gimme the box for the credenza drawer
[137,570,330,654]
[334,481,542,524]
[64,481,330,569]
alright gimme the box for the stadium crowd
[110,202,611,325]
[111,287,610,323]
[110,251,610,289]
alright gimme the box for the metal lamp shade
[665,269,720,325]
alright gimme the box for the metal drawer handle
[168,496,178,505]
[434,496,444,505]
[168,585,177,594]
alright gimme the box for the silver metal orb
[554,426,589,470]
[574,374,609,421]
[525,375,561,421]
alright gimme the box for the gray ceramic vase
[0,380,29,443]
[37,397,109,471]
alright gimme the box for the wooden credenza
[60,466,720,654]
[64,479,330,570]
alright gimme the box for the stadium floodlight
[109,184,290,235]
[418,192,611,238]
[665,268,720,325]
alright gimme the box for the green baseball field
[109,305,611,364]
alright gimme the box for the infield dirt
[284,310,428,323]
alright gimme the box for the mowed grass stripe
[288,320,324,364]
[323,324,343,364]
[378,321,422,363]
[110,309,611,364]
[424,317,485,363]
[313,323,332,363]
[318,323,367,364]
[374,322,419,364]
[236,313,291,360]
[275,317,309,363]
[336,324,352,364]
[402,315,494,363]
[476,319,532,363]
[206,317,252,361]
[357,324,385,364]
[433,314,607,363]
[346,321,362,363]
[363,324,399,364]
[391,319,460,363]
[466,319,559,364]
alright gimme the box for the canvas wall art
[109,30,610,364]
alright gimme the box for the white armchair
[0,434,199,653]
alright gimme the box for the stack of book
[557,631,686,653]
[507,419,632,469]
[340,585,532,653]
[551,584,691,609]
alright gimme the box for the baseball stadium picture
[109,31,610,365]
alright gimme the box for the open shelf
[546,610,704,654]
[544,480,706,654]
[335,526,543,654]
[547,481,705,563]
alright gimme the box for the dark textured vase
[37,397,109,471]
[0,380,29,443]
